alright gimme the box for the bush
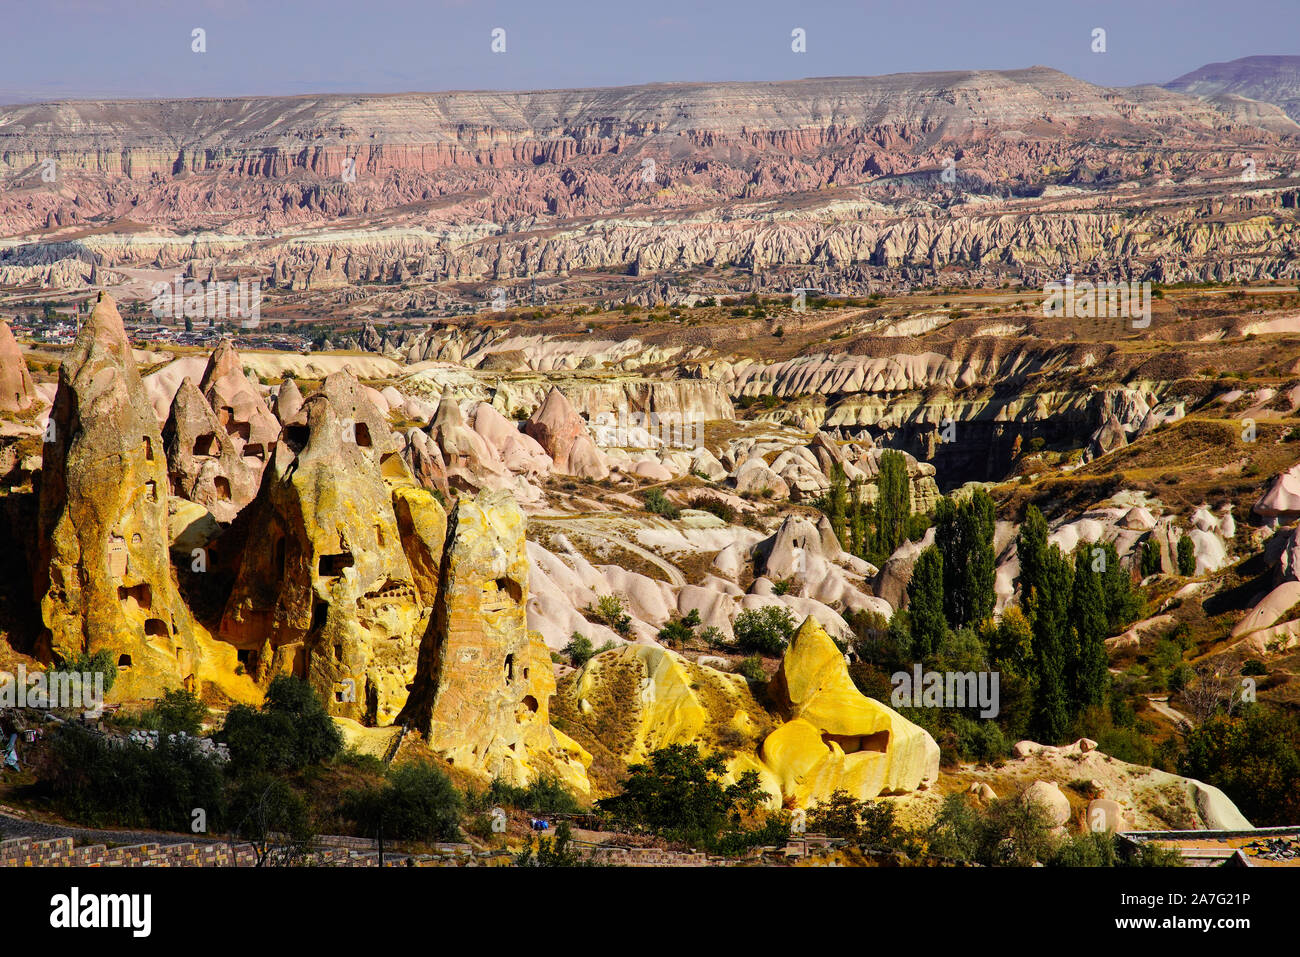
[139,688,207,737]
[595,744,772,853]
[227,773,315,866]
[643,488,679,519]
[657,608,701,647]
[732,605,798,655]
[221,675,342,774]
[342,761,464,842]
[564,633,595,667]
[484,775,582,815]
[735,655,767,684]
[44,724,226,832]
[689,495,735,523]
[587,595,632,637]
[51,649,117,697]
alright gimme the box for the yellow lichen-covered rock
[218,369,437,724]
[563,643,779,805]
[402,490,591,796]
[762,616,939,806]
[36,292,205,701]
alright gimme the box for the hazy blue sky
[1,0,1295,102]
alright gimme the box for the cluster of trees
[820,452,929,567]
[847,493,1146,759]
[1015,506,1142,743]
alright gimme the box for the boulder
[1022,780,1071,828]
[761,616,940,805]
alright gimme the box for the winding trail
[533,516,686,586]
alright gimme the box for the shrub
[657,608,701,647]
[643,488,680,519]
[689,495,735,523]
[342,761,464,842]
[44,724,226,832]
[732,605,798,655]
[220,675,342,774]
[564,633,595,667]
[595,744,774,853]
[587,594,633,636]
[139,688,207,737]
[734,655,766,685]
[51,649,117,697]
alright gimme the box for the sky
[0,0,1296,102]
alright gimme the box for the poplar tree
[907,546,947,662]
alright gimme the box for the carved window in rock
[144,481,158,503]
[144,618,168,639]
[819,730,890,754]
[117,582,152,611]
[143,436,153,461]
[117,654,132,669]
[352,422,372,448]
[193,433,219,457]
[213,476,232,501]
[504,653,514,682]
[318,552,354,577]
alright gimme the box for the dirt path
[534,517,686,586]
[1146,695,1194,728]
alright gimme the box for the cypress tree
[874,450,911,558]
[907,545,947,663]
[1016,505,1049,616]
[1070,546,1110,712]
[1029,544,1073,744]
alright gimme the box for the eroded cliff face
[402,490,591,794]
[35,293,204,700]
[5,66,1299,293]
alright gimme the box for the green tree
[874,450,911,558]
[1140,538,1162,577]
[1176,534,1196,576]
[342,761,464,842]
[934,490,996,629]
[907,546,948,662]
[984,605,1032,677]
[595,744,771,851]
[228,773,315,866]
[1070,547,1111,712]
[221,675,343,774]
[1176,706,1300,827]
[1094,540,1142,631]
[826,463,849,547]
[732,605,797,655]
[1016,505,1049,608]
[1029,545,1074,744]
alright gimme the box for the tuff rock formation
[219,368,440,724]
[761,616,940,805]
[199,339,280,472]
[0,320,37,414]
[163,377,260,522]
[402,489,592,794]
[36,293,209,700]
[525,387,607,479]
